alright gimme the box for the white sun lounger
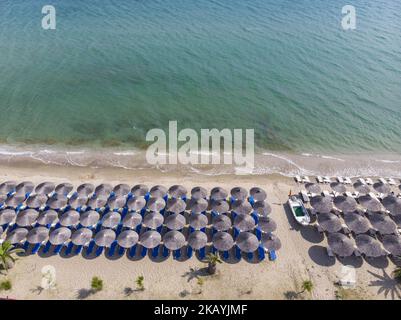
[344,177,352,185]
[379,178,387,185]
[365,178,373,185]
[345,191,354,198]
[316,176,324,184]
[388,178,396,186]
[300,191,309,203]
[302,176,311,183]
[323,190,331,197]
[295,176,302,183]
[323,176,331,183]
[337,177,344,183]
[369,192,380,201]
[358,178,366,185]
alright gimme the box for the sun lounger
[300,191,309,203]
[344,177,352,185]
[115,224,123,235]
[379,178,387,184]
[255,228,262,241]
[162,246,169,258]
[65,242,74,255]
[117,246,125,256]
[128,245,137,258]
[316,176,324,184]
[337,177,344,183]
[251,213,259,224]
[322,190,331,197]
[173,249,181,260]
[186,246,193,258]
[31,243,41,255]
[211,246,217,254]
[43,241,52,254]
[140,246,147,257]
[233,227,240,239]
[365,178,373,185]
[388,178,396,186]
[323,176,331,184]
[257,245,265,261]
[86,240,95,255]
[295,176,302,183]
[247,252,253,261]
[54,244,63,255]
[235,246,241,260]
[152,245,159,258]
[303,176,311,183]
[358,178,366,185]
[345,191,354,198]
[108,241,117,257]
[95,246,104,257]
[23,241,30,252]
[269,250,277,261]
[75,245,83,255]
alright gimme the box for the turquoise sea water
[0,0,400,157]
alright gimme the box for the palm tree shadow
[77,288,93,300]
[368,269,401,300]
[182,267,209,282]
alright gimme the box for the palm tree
[0,241,24,273]
[205,253,222,275]
[136,275,145,291]
[299,280,314,294]
[393,267,401,281]
[91,276,103,292]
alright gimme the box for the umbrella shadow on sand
[363,256,389,269]
[308,245,336,267]
[368,269,401,300]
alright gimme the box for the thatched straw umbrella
[0,209,16,225]
[101,211,121,229]
[122,212,142,229]
[188,198,208,213]
[55,183,73,196]
[15,181,35,195]
[233,214,255,232]
[77,183,95,196]
[166,198,186,214]
[165,213,186,230]
[35,182,55,195]
[191,187,207,200]
[117,230,139,248]
[140,230,161,249]
[210,187,228,201]
[310,196,333,213]
[6,194,25,208]
[355,234,386,257]
[373,182,390,194]
[258,216,277,233]
[231,200,252,215]
[47,194,68,210]
[212,231,234,251]
[49,227,71,245]
[343,212,371,234]
[0,181,16,195]
[71,228,93,246]
[210,199,229,214]
[94,229,116,248]
[330,182,346,194]
[382,235,401,256]
[26,194,48,208]
[261,234,281,251]
[358,195,382,212]
[327,233,355,257]
[236,232,259,253]
[37,210,59,226]
[368,212,397,235]
[353,182,370,194]
[189,213,208,230]
[94,183,113,197]
[16,209,39,227]
[230,187,248,201]
[187,231,208,250]
[253,201,272,216]
[147,197,166,212]
[150,185,167,198]
[334,196,357,213]
[27,227,49,244]
[249,187,267,202]
[113,184,130,197]
[317,212,342,233]
[212,214,232,231]
[163,231,186,250]
[143,212,164,229]
[131,184,149,197]
[6,227,28,244]
[305,183,321,194]
[382,195,401,216]
[59,210,80,227]
[168,185,187,199]
[126,196,146,211]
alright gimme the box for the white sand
[0,163,399,300]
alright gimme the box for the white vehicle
[288,196,310,226]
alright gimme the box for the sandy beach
[0,162,399,300]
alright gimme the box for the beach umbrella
[358,194,382,212]
[310,196,333,213]
[191,187,208,200]
[122,212,142,229]
[26,194,47,208]
[188,198,208,213]
[212,214,232,231]
[87,196,108,209]
[343,212,371,234]
[261,234,282,251]
[330,182,346,194]
[27,226,49,244]
[147,197,166,212]
[149,185,167,198]
[257,216,277,233]
[317,212,342,233]
[35,182,55,195]
[210,187,228,201]
[165,213,186,230]
[15,181,35,195]
[373,182,390,194]
[47,194,68,210]
[231,200,253,215]
[94,229,116,247]
[382,195,401,216]
[143,212,164,229]
[77,183,95,196]
[355,234,385,257]
[0,209,16,225]
[78,210,100,227]
[236,232,259,253]
[16,209,39,227]
[189,213,208,230]
[0,181,17,194]
[117,230,139,248]
[68,194,88,209]
[126,196,146,211]
[168,185,187,199]
[353,182,370,194]
[333,196,357,213]
[49,227,71,245]
[94,183,113,196]
[140,230,161,249]
[59,210,80,227]
[382,235,401,256]
[101,211,121,228]
[212,231,234,251]
[113,184,131,197]
[327,233,355,257]
[368,212,397,235]
[131,184,149,197]
[163,231,186,250]
[71,228,93,246]
[253,201,272,216]
[5,194,25,208]
[230,187,248,201]
[166,198,186,214]
[187,231,208,250]
[55,183,73,196]
[210,199,229,214]
[37,210,59,226]
[6,227,28,244]
[233,214,255,232]
[250,187,267,202]
[305,183,321,194]
[107,195,127,210]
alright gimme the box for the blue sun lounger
[23,241,30,252]
[108,241,117,257]
[247,252,254,261]
[199,247,206,260]
[187,246,193,258]
[75,245,83,255]
[140,246,147,257]
[118,246,125,256]
[251,213,259,224]
[31,243,41,255]
[211,246,217,254]
[115,224,123,235]
[43,241,52,254]
[95,246,104,257]
[255,228,262,241]
[269,250,277,261]
[65,242,74,255]
[152,245,159,258]
[54,244,63,255]
[136,224,142,234]
[248,196,255,206]
[235,246,241,260]
[233,227,240,239]
[223,250,229,260]
[173,249,181,260]
[257,245,265,261]
[86,240,95,255]
[162,246,169,258]
[128,245,137,258]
